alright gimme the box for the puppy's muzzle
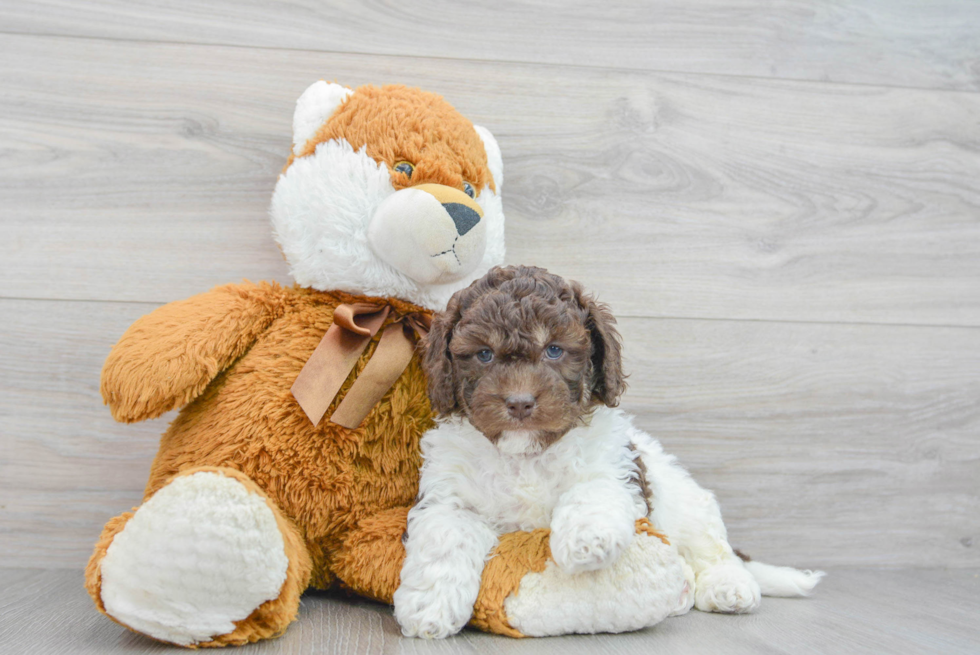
[368,183,486,285]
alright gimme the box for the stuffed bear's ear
[421,295,463,415]
[572,282,627,407]
[292,81,353,155]
[474,125,503,189]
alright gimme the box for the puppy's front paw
[393,585,469,639]
[549,517,633,574]
[694,562,762,613]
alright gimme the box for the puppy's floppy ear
[573,283,627,407]
[421,296,462,415]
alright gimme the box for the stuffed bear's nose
[410,183,484,236]
[443,203,481,236]
[505,394,536,420]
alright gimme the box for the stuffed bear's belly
[145,304,434,573]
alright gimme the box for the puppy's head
[422,265,626,456]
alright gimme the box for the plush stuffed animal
[85,81,689,647]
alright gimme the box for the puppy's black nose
[505,394,536,420]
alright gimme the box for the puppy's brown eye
[476,349,494,363]
[463,181,475,198]
[393,161,414,178]
[545,345,563,360]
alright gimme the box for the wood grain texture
[0,299,172,494]
[2,298,977,569]
[2,35,979,326]
[617,318,980,569]
[1,568,978,655]
[2,1,980,91]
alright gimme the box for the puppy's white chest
[422,410,644,535]
[476,458,569,532]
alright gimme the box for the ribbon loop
[331,302,389,336]
[404,312,431,338]
[291,303,430,429]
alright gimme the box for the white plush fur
[270,85,506,311]
[99,472,289,646]
[395,406,824,638]
[505,532,692,637]
[474,125,503,187]
[292,81,352,155]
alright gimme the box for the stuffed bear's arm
[101,281,290,423]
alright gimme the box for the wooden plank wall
[1,2,978,570]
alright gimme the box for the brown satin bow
[291,302,431,429]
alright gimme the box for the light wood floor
[2,568,979,655]
[1,1,979,652]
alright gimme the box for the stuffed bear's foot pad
[99,471,289,646]
[503,531,691,637]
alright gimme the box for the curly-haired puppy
[394,266,823,638]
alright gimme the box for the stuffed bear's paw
[393,584,472,639]
[671,561,697,617]
[502,528,689,636]
[98,471,289,646]
[694,561,762,613]
[549,515,634,575]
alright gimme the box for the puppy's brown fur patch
[423,265,626,450]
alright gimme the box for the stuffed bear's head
[270,82,505,311]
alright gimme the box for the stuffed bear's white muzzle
[368,183,487,285]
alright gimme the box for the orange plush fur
[289,84,495,194]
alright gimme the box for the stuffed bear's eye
[476,349,494,363]
[393,162,414,178]
[545,345,564,360]
[463,181,475,198]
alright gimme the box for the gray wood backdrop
[1,1,978,572]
